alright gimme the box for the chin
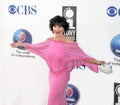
[55,34,61,37]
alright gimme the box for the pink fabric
[25,38,99,105]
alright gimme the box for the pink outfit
[25,38,98,105]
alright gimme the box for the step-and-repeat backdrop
[0,0,120,105]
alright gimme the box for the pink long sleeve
[24,39,50,59]
[64,43,99,73]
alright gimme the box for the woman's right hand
[10,41,22,48]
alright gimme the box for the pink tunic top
[25,38,99,75]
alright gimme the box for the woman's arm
[10,41,25,48]
[10,39,50,59]
[85,59,105,65]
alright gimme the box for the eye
[107,6,117,17]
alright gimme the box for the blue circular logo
[13,29,32,50]
[107,6,117,17]
[8,5,17,14]
[110,34,120,57]
[66,84,80,105]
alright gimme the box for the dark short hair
[49,15,69,33]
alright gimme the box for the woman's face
[52,25,64,37]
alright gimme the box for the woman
[11,15,105,105]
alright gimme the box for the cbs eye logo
[107,6,120,17]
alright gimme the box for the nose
[53,25,60,30]
[54,26,59,30]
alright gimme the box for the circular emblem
[107,6,117,17]
[63,7,74,19]
[66,84,80,105]
[13,29,32,50]
[115,85,120,96]
[110,34,120,57]
[8,5,17,14]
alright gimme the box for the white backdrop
[0,0,120,105]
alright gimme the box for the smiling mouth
[55,32,61,34]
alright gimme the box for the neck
[54,35,65,40]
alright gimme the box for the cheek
[61,29,65,33]
[60,28,64,32]
[62,28,65,32]
[52,28,56,31]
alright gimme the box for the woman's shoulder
[64,37,76,44]
[48,37,76,44]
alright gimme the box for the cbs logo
[8,5,37,15]
[107,6,120,17]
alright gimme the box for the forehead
[53,24,63,27]
[53,23,63,26]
